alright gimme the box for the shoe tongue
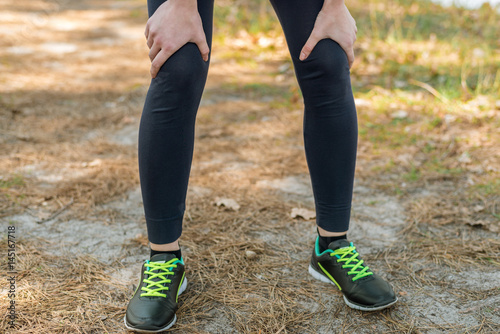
[150,253,178,263]
[328,239,350,250]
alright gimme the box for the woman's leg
[269,0,358,234]
[125,1,215,331]
[269,0,397,311]
[139,0,214,246]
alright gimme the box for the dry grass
[0,239,129,333]
[3,218,498,333]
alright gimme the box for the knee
[155,43,208,90]
[295,39,351,100]
[299,39,350,79]
[144,43,208,122]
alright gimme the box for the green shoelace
[140,258,178,298]
[331,243,373,282]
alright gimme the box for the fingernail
[300,52,306,61]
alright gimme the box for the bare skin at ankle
[317,226,348,237]
[150,229,344,251]
[150,230,344,250]
[150,239,180,252]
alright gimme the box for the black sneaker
[124,253,187,332]
[309,238,397,311]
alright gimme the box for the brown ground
[1,0,499,333]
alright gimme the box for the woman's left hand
[300,0,357,68]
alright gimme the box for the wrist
[323,0,345,9]
[169,0,197,9]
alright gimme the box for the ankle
[150,248,182,260]
[317,228,347,252]
[149,240,182,259]
[150,240,180,252]
[317,226,348,237]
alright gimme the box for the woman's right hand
[145,0,209,78]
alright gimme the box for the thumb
[300,32,320,61]
[337,40,355,69]
[347,48,354,69]
[194,34,210,62]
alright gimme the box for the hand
[299,0,357,68]
[145,0,209,78]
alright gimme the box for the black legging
[140,0,358,244]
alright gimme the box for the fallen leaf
[466,220,488,226]
[208,129,223,137]
[458,152,471,164]
[214,198,240,211]
[465,220,498,233]
[488,223,499,233]
[245,250,257,259]
[473,205,485,212]
[391,110,408,119]
[444,114,457,125]
[291,208,316,220]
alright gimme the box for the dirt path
[1,1,498,333]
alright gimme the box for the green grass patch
[0,175,25,189]
[219,82,298,103]
[472,180,500,197]
[403,165,421,182]
[360,122,418,148]
[214,1,279,36]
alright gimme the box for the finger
[346,47,355,69]
[144,22,150,39]
[150,48,174,78]
[300,32,320,61]
[147,32,154,49]
[193,33,210,61]
[149,43,161,62]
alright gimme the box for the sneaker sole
[123,278,188,333]
[308,265,397,312]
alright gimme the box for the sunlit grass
[214,0,499,100]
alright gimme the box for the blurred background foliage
[212,0,499,99]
